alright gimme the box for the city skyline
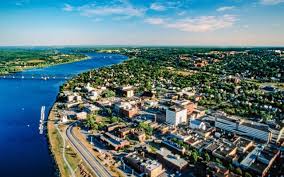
[0,0,284,46]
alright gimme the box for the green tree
[235,168,242,175]
[102,89,115,98]
[204,152,210,162]
[245,172,252,177]
[192,151,199,164]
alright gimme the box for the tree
[204,152,210,162]
[84,116,96,130]
[192,151,199,164]
[102,89,115,98]
[235,167,242,175]
[110,116,119,123]
[245,172,252,177]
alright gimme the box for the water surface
[0,53,127,177]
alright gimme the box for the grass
[47,105,93,177]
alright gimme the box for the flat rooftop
[156,148,188,168]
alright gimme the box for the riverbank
[47,103,95,177]
[0,55,90,76]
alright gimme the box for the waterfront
[0,53,127,177]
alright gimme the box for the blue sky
[0,0,284,46]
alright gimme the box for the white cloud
[63,4,74,12]
[260,0,284,5]
[145,18,166,25]
[150,3,166,11]
[177,11,187,16]
[75,2,145,19]
[79,5,144,17]
[216,6,235,12]
[145,15,238,32]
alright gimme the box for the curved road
[66,122,112,177]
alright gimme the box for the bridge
[0,74,75,80]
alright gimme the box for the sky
[0,0,284,46]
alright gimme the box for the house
[141,91,155,98]
[124,152,164,177]
[88,90,98,101]
[166,106,187,126]
[117,86,134,97]
[84,104,100,113]
[156,148,188,171]
[76,112,87,120]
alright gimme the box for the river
[0,53,127,177]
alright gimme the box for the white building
[166,106,187,126]
[214,114,271,142]
[189,118,206,130]
[76,112,88,120]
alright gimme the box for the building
[207,162,230,177]
[269,126,284,144]
[76,112,87,120]
[189,118,206,130]
[100,132,130,150]
[240,145,280,177]
[133,130,146,142]
[84,104,100,113]
[156,148,188,171]
[235,137,254,153]
[212,143,237,161]
[214,113,271,142]
[124,152,164,177]
[117,86,134,97]
[105,122,125,132]
[114,101,138,118]
[166,106,187,126]
[118,127,132,138]
[162,140,186,155]
[174,100,197,114]
[121,106,138,118]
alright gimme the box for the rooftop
[156,148,188,168]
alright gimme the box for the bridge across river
[0,74,75,80]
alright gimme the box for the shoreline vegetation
[0,48,90,76]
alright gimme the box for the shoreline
[46,54,128,177]
[0,55,91,76]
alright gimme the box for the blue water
[0,53,127,177]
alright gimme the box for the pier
[39,106,45,134]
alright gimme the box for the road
[55,124,76,177]
[66,122,112,177]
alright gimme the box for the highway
[66,122,112,177]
